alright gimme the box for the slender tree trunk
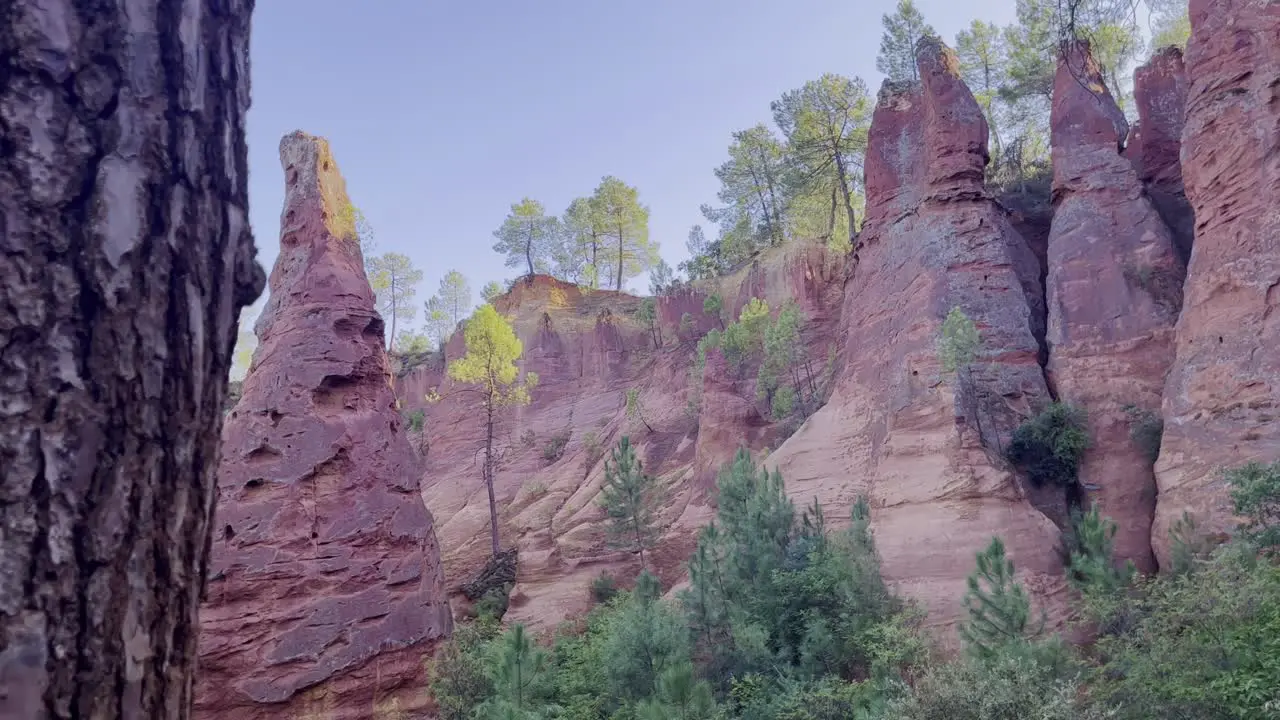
[590,235,599,288]
[827,184,839,240]
[615,227,625,291]
[388,276,399,351]
[484,399,500,556]
[834,154,857,244]
[748,167,776,245]
[0,2,264,718]
[524,220,535,277]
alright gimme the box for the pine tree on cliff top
[599,436,662,570]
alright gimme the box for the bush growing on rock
[1005,402,1089,488]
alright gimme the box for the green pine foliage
[1227,460,1280,551]
[431,447,1280,720]
[960,537,1044,660]
[599,437,663,569]
[1006,402,1089,488]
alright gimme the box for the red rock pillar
[1045,41,1183,572]
[196,132,451,720]
[1153,0,1280,566]
[1130,47,1194,264]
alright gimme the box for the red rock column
[1045,42,1183,572]
[1130,47,1194,264]
[196,132,451,720]
[1153,0,1280,566]
[774,38,1065,634]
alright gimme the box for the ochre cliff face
[197,132,451,720]
[399,245,846,631]
[766,39,1064,635]
[1045,42,1183,572]
[1153,0,1280,566]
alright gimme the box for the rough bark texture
[1153,0,1280,566]
[196,132,451,720]
[1045,41,1183,572]
[0,2,263,718]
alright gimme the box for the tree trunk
[827,183,839,241]
[0,2,264,718]
[387,277,398,351]
[590,235,599,288]
[524,220,535,277]
[615,227,625,291]
[484,400,501,556]
[835,154,857,245]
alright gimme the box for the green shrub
[591,573,619,604]
[1226,460,1280,550]
[525,482,548,500]
[542,429,571,462]
[1123,404,1164,463]
[403,408,425,433]
[582,431,603,467]
[520,428,537,447]
[428,619,501,720]
[1005,402,1089,488]
[702,293,723,323]
[891,653,1099,720]
[473,583,512,622]
[1089,547,1280,720]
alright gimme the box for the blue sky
[246,0,1019,310]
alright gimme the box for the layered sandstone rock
[197,132,451,719]
[1129,47,1194,264]
[402,242,845,632]
[766,38,1065,633]
[1046,42,1183,572]
[1153,1,1280,565]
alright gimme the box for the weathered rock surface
[401,244,845,632]
[1129,47,1195,264]
[1045,42,1184,572]
[765,39,1065,634]
[197,132,451,719]
[1153,0,1280,566]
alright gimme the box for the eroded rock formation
[1129,47,1194,264]
[197,132,451,719]
[765,38,1065,633]
[401,244,845,631]
[1153,0,1280,565]
[1045,41,1183,572]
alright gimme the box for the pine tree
[877,0,937,82]
[635,662,715,720]
[772,74,871,248]
[602,571,691,702]
[447,305,539,556]
[591,176,657,290]
[599,437,662,569]
[481,280,505,304]
[960,537,1043,660]
[493,198,558,277]
[1067,505,1134,595]
[438,269,473,327]
[479,625,555,719]
[366,252,423,350]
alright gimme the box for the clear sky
[246,0,1019,311]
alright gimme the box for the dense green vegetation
[430,448,1280,720]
